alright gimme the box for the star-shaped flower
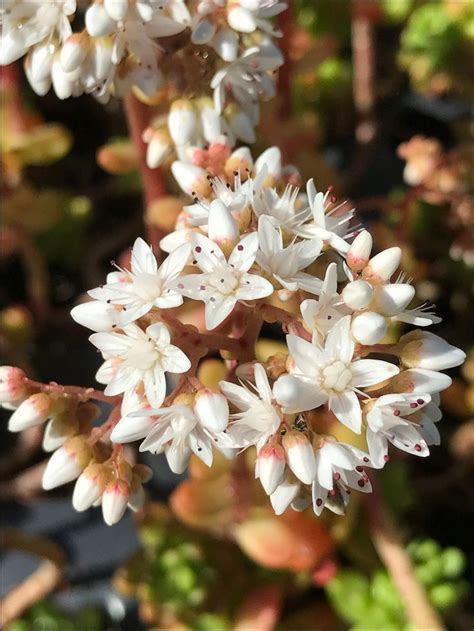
[256,215,323,294]
[274,316,399,433]
[178,232,273,329]
[88,238,191,325]
[90,322,190,407]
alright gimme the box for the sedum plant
[0,0,466,531]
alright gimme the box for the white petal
[270,475,300,515]
[235,273,273,300]
[228,232,259,272]
[330,391,362,433]
[192,233,225,272]
[205,295,236,330]
[274,374,327,413]
[286,334,321,376]
[351,359,399,388]
[325,316,354,364]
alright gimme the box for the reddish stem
[26,379,115,404]
[123,93,168,248]
[351,1,376,144]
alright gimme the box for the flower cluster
[1,142,465,524]
[0,1,285,167]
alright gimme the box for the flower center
[208,266,239,295]
[125,339,160,370]
[322,360,352,393]
[133,273,163,302]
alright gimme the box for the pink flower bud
[171,161,211,197]
[362,247,401,284]
[257,443,286,495]
[342,280,373,310]
[0,366,27,405]
[72,463,107,511]
[194,389,229,432]
[60,33,88,73]
[102,479,130,526]
[347,231,372,270]
[351,311,387,345]
[282,431,316,485]
[8,393,52,432]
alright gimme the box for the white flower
[178,232,273,329]
[8,393,52,432]
[312,441,373,516]
[398,330,466,372]
[90,322,191,407]
[274,316,399,433]
[0,1,75,65]
[137,400,230,473]
[211,45,283,115]
[220,363,282,450]
[256,216,323,294]
[253,184,309,233]
[365,393,432,467]
[88,238,191,325]
[301,263,345,341]
[297,180,353,254]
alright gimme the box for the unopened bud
[171,161,211,197]
[282,431,316,485]
[60,33,88,73]
[85,2,116,37]
[391,368,452,394]
[194,388,229,432]
[42,436,91,490]
[347,231,372,270]
[362,247,401,284]
[372,283,415,316]
[0,366,27,405]
[168,100,198,146]
[270,474,300,515]
[72,463,108,511]
[143,128,172,169]
[225,146,253,179]
[104,0,129,21]
[351,311,387,345]
[342,280,373,310]
[225,104,256,144]
[8,393,52,432]
[207,200,239,252]
[399,331,466,371]
[254,146,282,181]
[257,443,286,495]
[102,479,130,526]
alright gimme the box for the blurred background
[0,1,473,629]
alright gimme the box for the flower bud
[51,57,77,100]
[104,0,129,21]
[168,100,198,146]
[372,283,415,316]
[399,331,466,371]
[282,431,316,485]
[351,311,387,345]
[198,98,222,143]
[254,146,282,181]
[28,42,55,83]
[42,437,91,490]
[127,475,146,512]
[72,463,108,511]
[144,128,171,169]
[213,29,239,62]
[227,6,257,33]
[102,479,130,525]
[225,105,256,144]
[42,415,74,452]
[60,33,88,73]
[225,146,253,179]
[257,443,286,495]
[347,231,372,270]
[391,369,452,394]
[207,200,239,252]
[194,389,229,432]
[171,161,211,197]
[85,2,116,37]
[8,393,52,432]
[270,474,300,515]
[191,19,216,45]
[87,37,114,82]
[342,280,373,310]
[0,366,27,405]
[362,247,401,284]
